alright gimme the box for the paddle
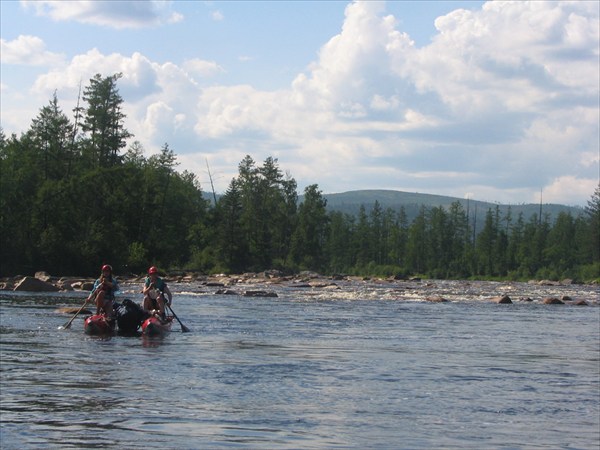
[58,286,99,330]
[165,302,190,333]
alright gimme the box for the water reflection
[141,335,167,348]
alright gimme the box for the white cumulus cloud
[543,176,599,206]
[2,0,598,206]
[0,35,64,66]
[20,0,183,29]
[183,59,225,79]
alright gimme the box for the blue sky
[1,1,598,206]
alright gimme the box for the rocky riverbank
[1,270,597,307]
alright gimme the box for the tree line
[1,74,598,281]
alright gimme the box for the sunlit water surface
[1,280,599,449]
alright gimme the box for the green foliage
[79,73,132,167]
[289,184,328,271]
[0,74,207,276]
[577,262,600,283]
[213,155,298,272]
[127,242,148,273]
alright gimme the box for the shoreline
[1,271,598,307]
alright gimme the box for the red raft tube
[84,314,115,335]
[141,315,174,337]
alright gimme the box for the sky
[1,1,598,207]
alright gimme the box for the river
[1,279,599,449]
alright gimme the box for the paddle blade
[166,304,190,333]
[61,319,74,329]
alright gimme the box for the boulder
[58,282,74,291]
[35,271,52,282]
[309,282,336,288]
[181,275,196,282]
[573,300,588,306]
[55,307,93,315]
[215,289,240,296]
[263,269,283,279]
[81,281,95,291]
[13,276,59,292]
[543,297,564,305]
[426,296,448,303]
[493,295,513,304]
[538,280,560,286]
[244,290,278,298]
[322,284,341,290]
[299,271,321,279]
[0,281,14,290]
[59,277,86,286]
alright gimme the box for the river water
[1,279,599,449]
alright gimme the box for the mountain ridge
[204,188,584,224]
[319,189,584,224]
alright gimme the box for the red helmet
[148,266,158,274]
[101,264,112,272]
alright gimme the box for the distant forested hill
[318,189,583,225]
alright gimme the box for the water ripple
[1,281,599,449]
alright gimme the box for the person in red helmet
[142,266,172,320]
[92,264,119,319]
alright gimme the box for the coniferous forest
[1,74,599,281]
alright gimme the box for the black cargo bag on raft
[115,299,147,333]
